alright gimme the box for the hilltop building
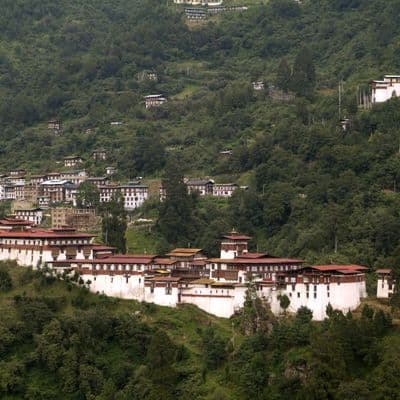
[376,269,394,298]
[0,217,368,321]
[64,156,83,168]
[14,208,43,226]
[371,75,400,103]
[92,149,107,161]
[144,94,167,108]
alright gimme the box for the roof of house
[0,218,33,226]
[41,179,72,186]
[60,255,155,264]
[207,257,304,265]
[190,278,215,285]
[222,231,251,240]
[214,183,238,187]
[166,248,203,257]
[146,276,182,282]
[309,265,368,272]
[154,258,178,265]
[144,94,164,99]
[14,208,43,212]
[376,268,392,274]
[238,252,268,259]
[0,228,94,239]
[91,245,116,251]
[186,179,214,185]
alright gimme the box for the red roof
[147,276,182,282]
[0,218,33,226]
[0,229,94,239]
[154,258,177,265]
[310,265,368,272]
[91,245,116,251]
[190,260,207,266]
[239,252,269,259]
[53,255,155,264]
[223,235,251,240]
[376,269,392,274]
[208,257,303,265]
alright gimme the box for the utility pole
[338,80,343,120]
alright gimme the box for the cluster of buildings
[184,4,247,19]
[0,216,369,320]
[0,166,149,212]
[160,179,241,200]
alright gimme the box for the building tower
[220,230,251,259]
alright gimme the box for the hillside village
[0,157,242,230]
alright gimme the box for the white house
[213,183,238,197]
[99,183,149,210]
[180,279,247,318]
[0,226,95,267]
[14,208,44,226]
[376,269,394,298]
[371,75,400,103]
[119,183,149,210]
[263,265,368,321]
[144,94,167,109]
[64,156,83,168]
[174,0,223,5]
[63,255,155,299]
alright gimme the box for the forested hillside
[2,0,400,267]
[0,263,399,400]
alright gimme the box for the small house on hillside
[144,94,167,109]
[64,156,83,168]
[92,149,107,161]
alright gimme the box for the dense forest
[0,263,398,400]
[1,0,400,272]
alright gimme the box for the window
[314,293,317,299]
[297,292,300,298]
[139,278,141,284]
[306,293,309,298]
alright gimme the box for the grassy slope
[0,265,233,347]
[0,265,241,398]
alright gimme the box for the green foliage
[278,294,290,311]
[101,190,127,253]
[0,266,399,399]
[0,267,12,291]
[76,181,100,209]
[201,326,228,370]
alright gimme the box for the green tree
[201,326,227,369]
[76,181,100,209]
[290,47,316,96]
[101,191,127,253]
[278,294,290,314]
[0,268,12,291]
[156,156,199,248]
[276,58,292,92]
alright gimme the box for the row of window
[89,264,146,271]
